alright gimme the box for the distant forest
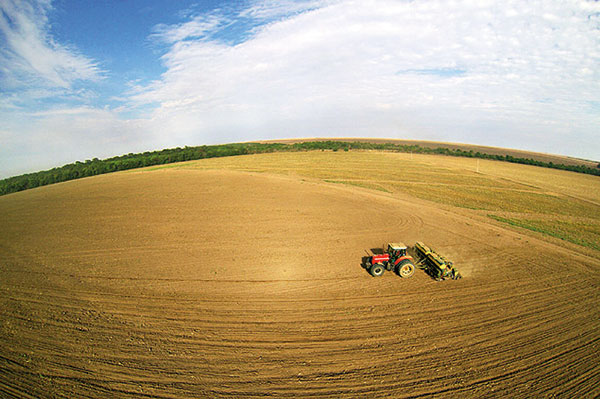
[1,141,599,196]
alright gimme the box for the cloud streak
[0,0,102,92]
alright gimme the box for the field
[1,150,599,398]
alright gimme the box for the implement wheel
[397,260,415,278]
[369,263,385,277]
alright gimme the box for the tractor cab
[387,242,408,258]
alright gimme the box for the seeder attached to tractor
[413,241,462,280]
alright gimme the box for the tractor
[366,242,416,278]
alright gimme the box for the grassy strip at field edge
[488,215,600,251]
[396,183,596,217]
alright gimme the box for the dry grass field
[1,150,599,398]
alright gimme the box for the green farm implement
[413,242,461,280]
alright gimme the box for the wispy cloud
[240,0,324,21]
[0,0,103,93]
[150,0,322,46]
[151,13,225,44]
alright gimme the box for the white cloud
[151,14,225,44]
[0,0,103,92]
[241,0,324,21]
[129,0,600,159]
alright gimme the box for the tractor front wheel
[370,263,385,277]
[397,260,415,278]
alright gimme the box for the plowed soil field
[1,152,599,398]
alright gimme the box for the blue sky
[1,0,599,178]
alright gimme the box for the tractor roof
[388,242,407,250]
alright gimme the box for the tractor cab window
[388,245,406,257]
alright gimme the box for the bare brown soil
[1,168,599,398]
[260,137,598,167]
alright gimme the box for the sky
[1,0,599,178]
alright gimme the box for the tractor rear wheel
[396,260,415,278]
[370,263,385,277]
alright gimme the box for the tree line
[1,141,598,196]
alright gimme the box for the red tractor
[366,243,416,278]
